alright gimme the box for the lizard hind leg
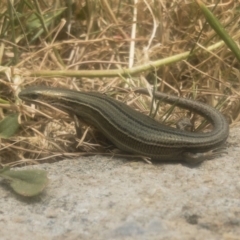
[183,146,227,165]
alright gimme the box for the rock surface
[0,128,239,240]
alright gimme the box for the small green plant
[0,114,19,139]
[0,166,48,197]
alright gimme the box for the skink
[19,87,229,163]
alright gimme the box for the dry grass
[0,0,239,166]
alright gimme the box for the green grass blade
[196,0,240,62]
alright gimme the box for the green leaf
[0,114,19,138]
[27,8,66,42]
[0,167,48,197]
[27,8,65,30]
[196,0,240,62]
